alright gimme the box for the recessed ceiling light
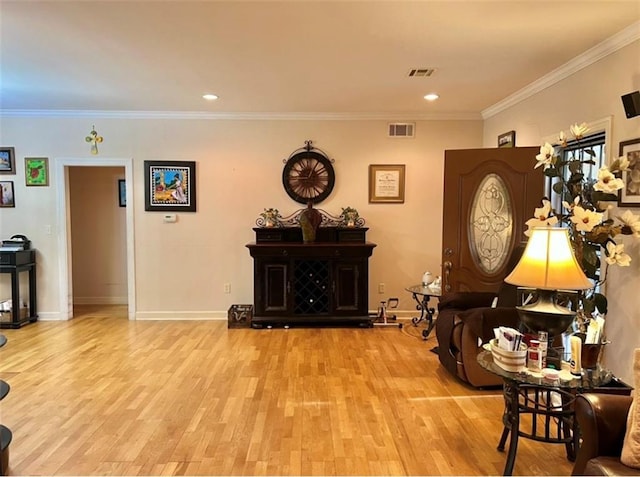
[424,93,439,101]
[203,94,218,101]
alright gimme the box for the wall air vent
[388,123,415,138]
[408,68,435,77]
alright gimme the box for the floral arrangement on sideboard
[339,207,360,227]
[524,122,640,323]
[258,208,282,227]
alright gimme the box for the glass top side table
[404,284,441,340]
[477,349,616,476]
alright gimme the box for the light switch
[163,214,177,223]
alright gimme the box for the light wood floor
[0,305,574,476]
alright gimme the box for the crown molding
[0,109,482,121]
[482,21,640,119]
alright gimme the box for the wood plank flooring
[0,305,574,475]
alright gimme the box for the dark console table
[247,227,376,327]
[0,249,38,329]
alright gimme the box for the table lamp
[504,227,592,337]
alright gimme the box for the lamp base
[516,289,576,337]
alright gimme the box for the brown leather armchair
[573,393,636,476]
[435,288,520,387]
[435,245,524,388]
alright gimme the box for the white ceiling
[1,1,639,118]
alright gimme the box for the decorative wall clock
[282,140,335,204]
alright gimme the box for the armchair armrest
[572,393,633,475]
[457,306,520,343]
[437,292,497,312]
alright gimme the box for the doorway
[54,158,136,320]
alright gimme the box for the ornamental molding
[482,21,640,119]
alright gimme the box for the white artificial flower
[557,130,568,147]
[562,196,580,211]
[570,122,590,140]
[535,142,556,170]
[534,199,554,219]
[524,200,558,236]
[609,155,630,173]
[605,242,631,266]
[594,166,625,194]
[570,205,603,233]
[619,210,640,237]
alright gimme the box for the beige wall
[483,40,640,384]
[0,117,482,319]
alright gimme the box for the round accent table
[477,349,631,476]
[404,284,441,340]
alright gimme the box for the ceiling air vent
[388,123,415,138]
[408,68,435,77]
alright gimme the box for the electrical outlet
[224,283,231,294]
[378,283,385,294]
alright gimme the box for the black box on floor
[227,304,253,328]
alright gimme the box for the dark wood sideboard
[246,227,376,327]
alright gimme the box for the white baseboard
[135,311,227,320]
[33,309,429,322]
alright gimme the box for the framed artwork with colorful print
[25,157,49,186]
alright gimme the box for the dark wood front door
[442,147,543,293]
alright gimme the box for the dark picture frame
[144,160,197,212]
[118,179,126,207]
[25,157,49,186]
[368,164,406,203]
[0,147,16,175]
[0,181,15,207]
[618,137,640,207]
[498,130,516,148]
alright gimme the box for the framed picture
[0,147,15,174]
[368,164,405,203]
[118,179,126,207]
[498,130,516,148]
[144,160,197,212]
[25,157,49,186]
[618,137,640,207]
[0,181,15,207]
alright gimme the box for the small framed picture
[618,137,640,207]
[368,164,405,203]
[25,157,49,186]
[144,160,197,212]
[498,130,516,148]
[118,179,126,207]
[0,181,15,207]
[0,147,16,174]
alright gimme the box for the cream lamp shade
[505,227,592,337]
[505,227,592,291]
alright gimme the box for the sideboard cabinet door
[333,261,362,313]
[259,261,289,314]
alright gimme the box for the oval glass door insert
[469,173,513,274]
